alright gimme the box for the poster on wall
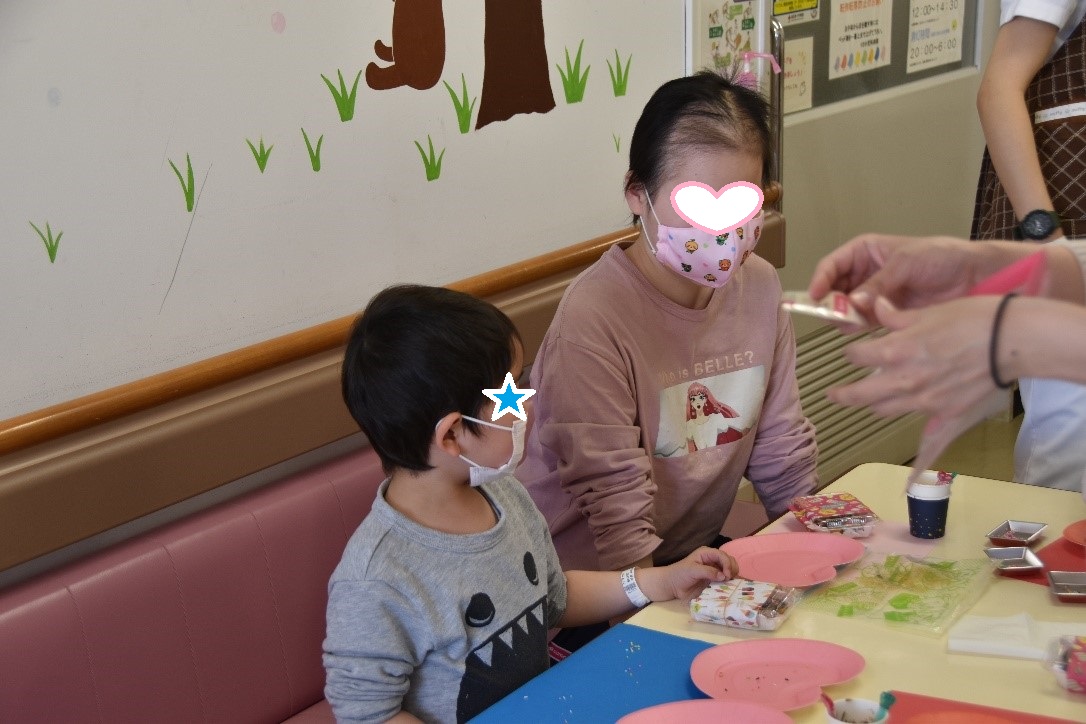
[783,36,813,113]
[773,0,819,27]
[906,0,965,74]
[689,0,769,74]
[828,0,892,79]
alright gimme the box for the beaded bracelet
[989,293,1018,389]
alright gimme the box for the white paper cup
[827,698,889,723]
[906,470,953,500]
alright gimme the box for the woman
[517,71,818,654]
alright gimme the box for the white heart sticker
[669,181,764,234]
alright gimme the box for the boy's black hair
[625,70,772,217]
[341,284,520,473]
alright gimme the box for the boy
[324,285,736,723]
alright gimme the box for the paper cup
[906,470,952,539]
[907,495,949,539]
[827,698,889,723]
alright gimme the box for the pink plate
[1064,519,1086,548]
[721,532,865,587]
[690,638,866,711]
[617,698,790,724]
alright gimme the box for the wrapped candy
[789,492,879,538]
[1045,635,1086,693]
[690,578,796,631]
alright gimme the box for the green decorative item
[168,154,196,212]
[301,128,323,172]
[443,73,477,134]
[804,552,991,636]
[29,221,63,263]
[612,133,620,153]
[321,69,363,122]
[606,50,631,97]
[245,137,273,173]
[414,135,445,182]
[557,40,590,104]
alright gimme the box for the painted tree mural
[476,0,555,130]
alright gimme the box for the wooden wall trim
[0,185,784,459]
[0,205,784,572]
[0,227,640,458]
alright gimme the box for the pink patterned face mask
[645,195,763,288]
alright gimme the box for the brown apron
[972,16,1086,240]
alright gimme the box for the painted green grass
[606,50,632,97]
[612,133,621,153]
[168,154,195,212]
[245,137,274,173]
[321,69,363,122]
[443,73,477,134]
[301,128,324,172]
[29,221,63,263]
[413,135,445,182]
[557,40,590,103]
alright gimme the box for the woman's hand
[808,234,991,320]
[826,296,1001,420]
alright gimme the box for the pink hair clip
[736,51,781,91]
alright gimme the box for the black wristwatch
[1014,209,1061,241]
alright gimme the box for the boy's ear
[433,412,463,459]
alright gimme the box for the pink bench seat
[0,448,385,724]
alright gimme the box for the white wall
[0,1,684,420]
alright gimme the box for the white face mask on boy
[456,415,526,487]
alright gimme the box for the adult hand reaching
[826,295,1003,421]
[807,234,1016,320]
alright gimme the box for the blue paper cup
[906,471,952,539]
[907,494,949,539]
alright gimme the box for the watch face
[1021,210,1058,239]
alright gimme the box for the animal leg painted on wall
[366,0,446,91]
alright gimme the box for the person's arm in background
[977,15,1064,239]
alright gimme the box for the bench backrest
[0,448,384,724]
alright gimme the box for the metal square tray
[986,520,1047,546]
[1047,571,1086,602]
[984,546,1043,574]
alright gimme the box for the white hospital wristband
[620,567,651,608]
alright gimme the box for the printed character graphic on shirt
[456,550,549,722]
[654,366,765,458]
[683,382,748,452]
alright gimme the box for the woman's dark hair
[341,284,520,473]
[625,70,772,208]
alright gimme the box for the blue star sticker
[482,372,536,422]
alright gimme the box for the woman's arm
[1001,295,1086,383]
[977,16,1061,235]
[744,304,818,518]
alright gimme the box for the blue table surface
[471,623,714,722]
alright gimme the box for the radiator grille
[795,325,923,486]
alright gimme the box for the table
[478,463,1086,721]
[629,463,1086,721]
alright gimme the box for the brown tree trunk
[476,0,555,130]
